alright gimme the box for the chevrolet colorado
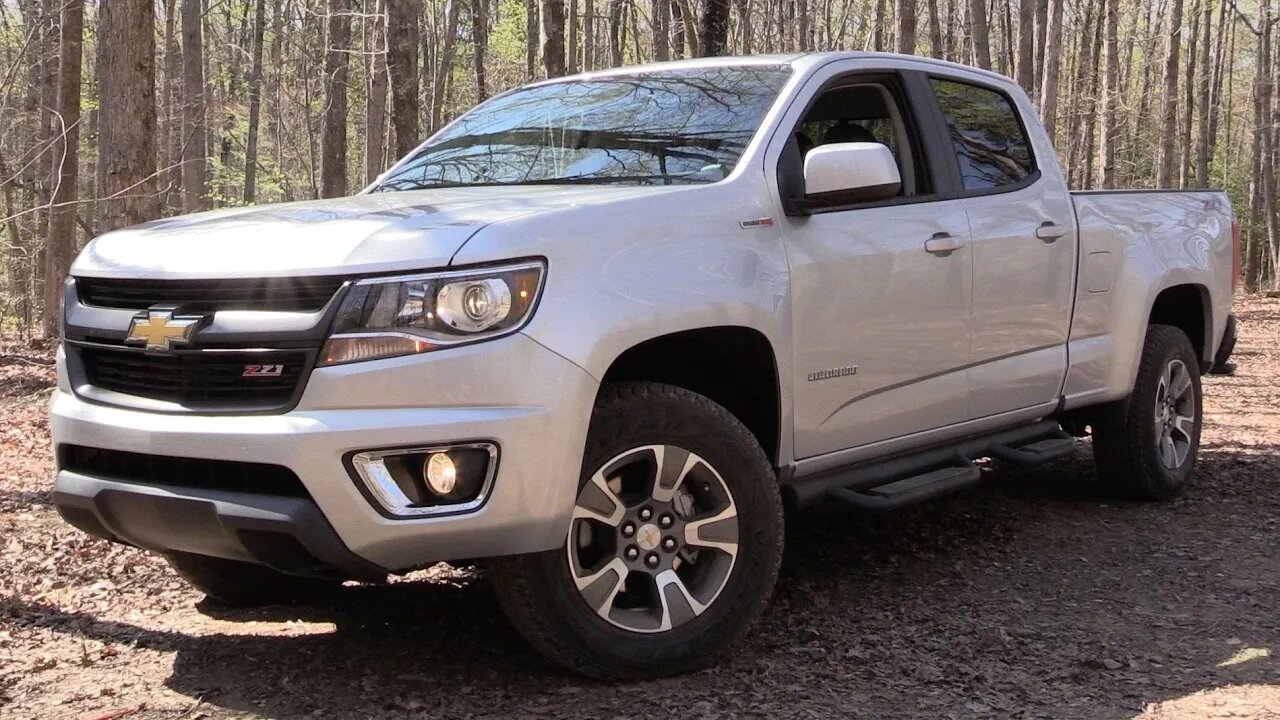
[51,52,1239,679]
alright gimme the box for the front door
[780,73,974,459]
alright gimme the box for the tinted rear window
[930,79,1034,191]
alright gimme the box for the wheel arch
[599,326,783,465]
[1148,283,1212,367]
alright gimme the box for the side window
[793,82,924,197]
[930,78,1034,191]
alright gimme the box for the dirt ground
[2,298,1278,720]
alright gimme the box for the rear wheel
[1092,324,1203,500]
[491,382,783,679]
[165,552,342,606]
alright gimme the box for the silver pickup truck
[51,52,1238,679]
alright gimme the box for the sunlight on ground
[1219,646,1271,668]
[1134,684,1280,719]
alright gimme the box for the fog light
[349,443,497,518]
[424,453,458,495]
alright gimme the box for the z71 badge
[243,364,285,378]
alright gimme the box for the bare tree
[244,0,268,203]
[701,0,731,55]
[1192,0,1214,186]
[1015,0,1034,90]
[1096,0,1119,187]
[43,0,84,337]
[472,0,489,100]
[180,0,208,212]
[386,0,421,157]
[365,0,389,184]
[542,0,566,76]
[98,0,160,231]
[526,0,540,76]
[968,0,992,68]
[1039,0,1064,143]
[321,0,352,198]
[896,0,917,53]
[1155,0,1184,187]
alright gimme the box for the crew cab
[50,52,1238,679]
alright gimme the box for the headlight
[321,260,545,365]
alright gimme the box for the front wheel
[490,382,784,680]
[1092,324,1204,500]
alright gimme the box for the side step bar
[787,420,1077,511]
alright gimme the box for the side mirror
[803,142,901,204]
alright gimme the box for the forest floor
[2,298,1279,720]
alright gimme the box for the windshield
[374,65,792,191]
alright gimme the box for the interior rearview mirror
[803,142,902,204]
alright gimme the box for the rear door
[925,76,1077,417]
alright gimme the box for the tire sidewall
[531,385,783,672]
[1132,328,1203,498]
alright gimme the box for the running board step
[988,434,1077,465]
[828,464,981,511]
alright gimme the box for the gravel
[2,297,1278,719]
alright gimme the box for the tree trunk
[872,0,887,51]
[366,0,389,184]
[701,0,731,55]
[542,0,566,76]
[1155,0,1183,187]
[968,0,991,68]
[896,0,917,53]
[163,0,183,210]
[472,0,489,99]
[1032,0,1047,93]
[926,0,944,57]
[1096,0,1119,187]
[432,0,461,131]
[98,0,160,232]
[44,0,84,338]
[386,0,421,157]
[244,0,267,203]
[608,0,624,64]
[180,0,208,212]
[321,0,352,198]
[526,0,540,76]
[1039,0,1064,144]
[1178,0,1199,187]
[583,0,594,69]
[1192,0,1213,186]
[1244,0,1273,289]
[652,0,670,59]
[1015,0,1033,90]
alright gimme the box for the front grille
[79,346,308,408]
[76,276,346,312]
[58,444,310,498]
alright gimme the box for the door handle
[1036,222,1068,242]
[924,232,963,255]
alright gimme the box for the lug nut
[662,537,677,552]
[659,514,674,528]
[639,507,653,521]
[621,521,635,537]
[625,545,639,560]
[645,553,660,568]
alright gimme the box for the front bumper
[50,333,598,574]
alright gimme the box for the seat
[822,121,877,144]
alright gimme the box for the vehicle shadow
[11,441,1279,719]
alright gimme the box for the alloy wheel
[566,445,739,634]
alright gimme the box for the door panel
[965,185,1077,416]
[788,199,973,458]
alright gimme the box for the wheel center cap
[636,523,661,551]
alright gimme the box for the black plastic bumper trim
[53,471,387,582]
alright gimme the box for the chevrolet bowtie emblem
[126,310,202,352]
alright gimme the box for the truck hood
[71,186,667,279]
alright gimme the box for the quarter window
[930,79,1034,191]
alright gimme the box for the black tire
[490,382,784,680]
[165,552,342,606]
[1092,324,1203,501]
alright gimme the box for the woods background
[0,0,1276,337]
